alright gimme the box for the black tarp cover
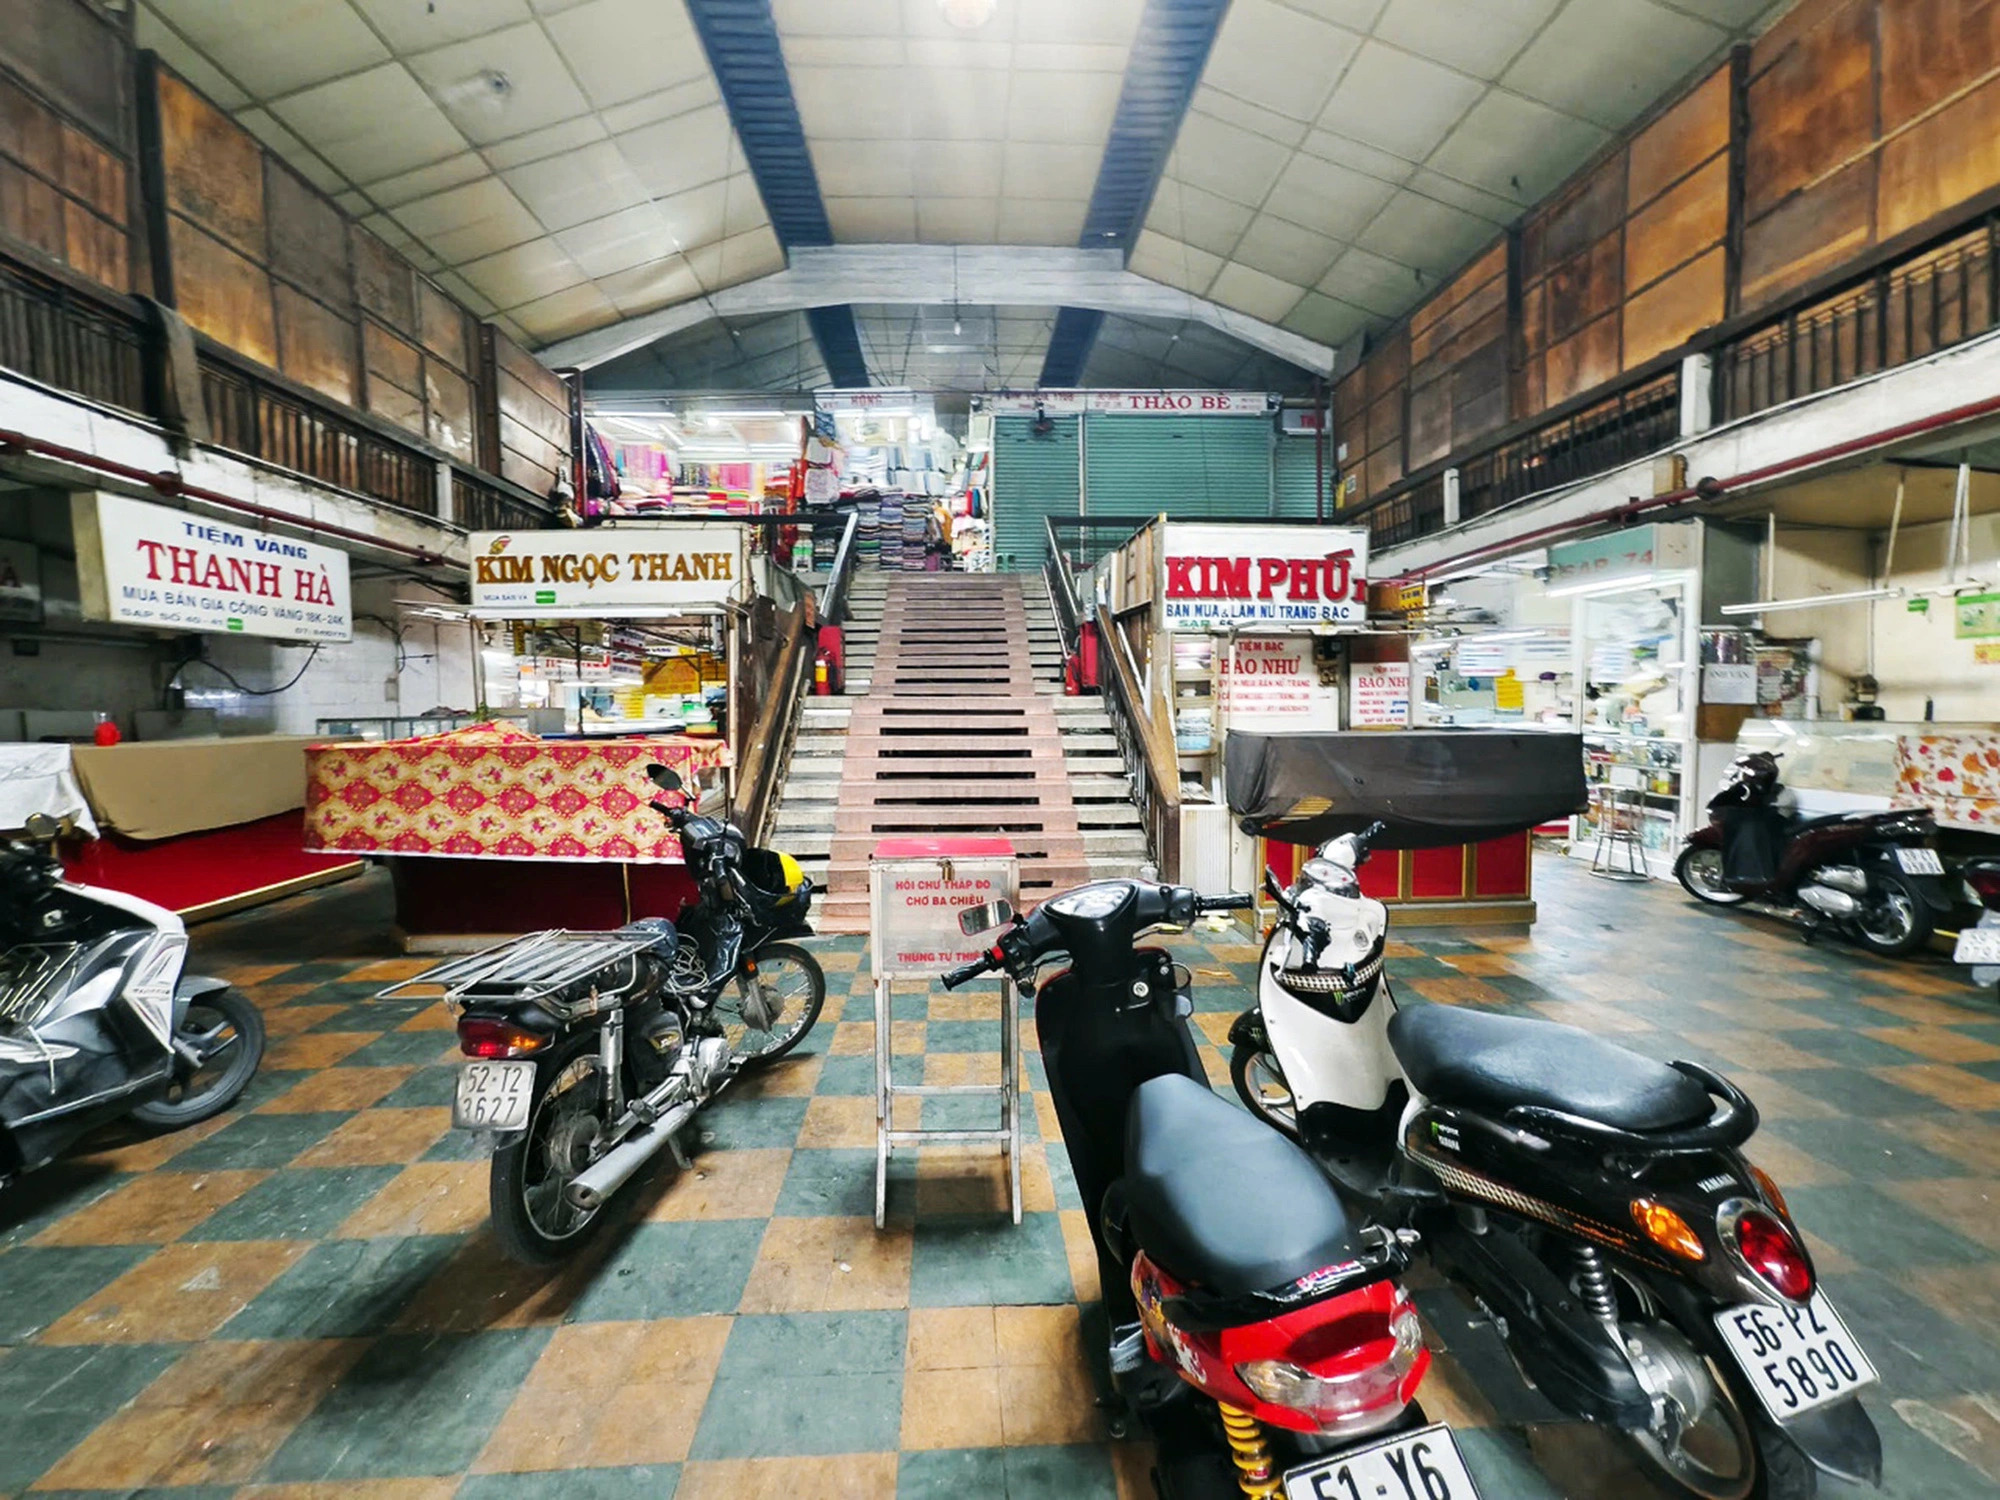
[1225,730,1588,848]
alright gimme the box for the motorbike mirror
[958,899,1014,935]
[646,762,683,793]
[1261,868,1294,909]
[22,812,59,841]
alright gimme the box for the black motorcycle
[389,764,825,1264]
[0,815,264,1188]
[944,880,1478,1500]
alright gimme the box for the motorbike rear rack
[376,930,664,1008]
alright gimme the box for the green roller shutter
[1083,415,1273,519]
[1274,436,1333,518]
[991,415,1079,572]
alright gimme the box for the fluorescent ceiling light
[1546,572,1663,598]
[1412,628,1552,654]
[1719,587,1903,615]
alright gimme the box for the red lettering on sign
[1257,558,1287,598]
[1166,557,1198,597]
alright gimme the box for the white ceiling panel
[614,104,735,197]
[783,37,908,67]
[1424,91,1608,202]
[596,256,705,316]
[512,281,619,342]
[543,0,710,108]
[917,198,1003,244]
[1169,112,1295,210]
[1283,290,1372,344]
[1370,0,1553,77]
[1232,215,1345,287]
[991,199,1089,246]
[1403,166,1525,224]
[1128,231,1225,296]
[684,226,786,292]
[913,141,1006,196]
[482,115,609,172]
[1014,0,1146,46]
[812,139,918,198]
[405,23,592,146]
[390,176,544,264]
[269,65,469,185]
[503,141,649,231]
[598,77,721,134]
[236,110,345,194]
[556,204,676,278]
[1145,179,1260,259]
[1203,0,1362,123]
[364,151,490,209]
[906,69,1013,138]
[1267,154,1401,237]
[827,198,920,241]
[1191,85,1312,151]
[148,0,389,100]
[1006,72,1123,145]
[1355,192,1496,275]
[135,3,250,109]
[1503,0,1724,129]
[458,237,589,307]
[1209,263,1306,324]
[1316,41,1487,160]
[350,0,530,53]
[1003,142,1099,202]
[789,69,912,139]
[1318,246,1425,316]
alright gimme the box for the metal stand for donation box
[868,838,1021,1229]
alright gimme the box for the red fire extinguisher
[814,646,834,696]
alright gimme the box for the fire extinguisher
[1063,653,1082,695]
[814,646,834,696]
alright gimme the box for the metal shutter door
[1274,437,1331,518]
[991,415,1080,572]
[1083,415,1272,519]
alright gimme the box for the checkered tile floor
[3,854,1998,1498]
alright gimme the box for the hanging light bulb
[953,319,962,336]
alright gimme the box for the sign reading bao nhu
[1162,523,1369,631]
[71,492,352,641]
[469,524,748,617]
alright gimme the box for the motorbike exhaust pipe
[1799,884,1860,919]
[566,1099,699,1211]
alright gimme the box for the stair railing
[819,509,861,626]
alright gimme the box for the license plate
[1283,1423,1481,1500]
[1896,846,1943,876]
[1714,1292,1877,1423]
[1954,927,2000,965]
[453,1060,537,1131]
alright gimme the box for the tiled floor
[3,854,1998,1498]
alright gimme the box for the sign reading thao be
[469,524,748,617]
[71,491,352,642]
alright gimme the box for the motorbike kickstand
[667,1127,692,1171]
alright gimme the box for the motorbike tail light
[1632,1198,1707,1262]
[1965,867,2000,903]
[1734,1208,1814,1301]
[457,1017,549,1059]
[1746,1162,1792,1221]
[1234,1293,1427,1438]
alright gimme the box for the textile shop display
[0,744,98,835]
[304,721,727,861]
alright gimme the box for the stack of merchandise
[876,495,904,569]
[855,494,882,565]
[900,503,929,570]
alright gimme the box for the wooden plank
[498,367,568,451]
[1744,0,1876,220]
[1541,154,1626,270]
[1410,253,1506,366]
[1544,313,1620,406]
[425,359,475,460]
[1625,153,1729,294]
[1450,338,1510,445]
[1365,387,1403,460]
[275,281,357,405]
[0,0,128,151]
[418,277,467,370]
[0,75,60,179]
[353,228,414,332]
[1364,327,1408,399]
[1628,65,1731,209]
[61,196,125,288]
[1739,157,1877,309]
[1879,0,2000,132]
[1546,232,1622,341]
[494,327,567,408]
[0,156,64,260]
[1405,375,1452,470]
[168,216,275,366]
[1877,68,2000,240]
[156,68,263,260]
[265,157,349,310]
[59,122,124,221]
[1623,245,1727,366]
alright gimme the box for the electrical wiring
[170,644,323,697]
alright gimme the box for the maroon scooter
[1675,750,1949,956]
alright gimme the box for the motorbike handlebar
[1195,892,1254,914]
[941,951,1001,990]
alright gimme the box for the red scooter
[945,881,1474,1500]
[1676,751,1950,956]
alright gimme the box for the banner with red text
[71,491,352,642]
[1162,523,1370,630]
[1216,637,1340,731]
[468,524,747,618]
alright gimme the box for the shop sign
[468,524,747,618]
[1350,664,1410,728]
[870,845,1019,977]
[1547,523,1694,592]
[1394,581,1426,614]
[982,390,1277,416]
[1953,590,2000,639]
[1974,642,2000,665]
[1702,664,1757,704]
[1161,523,1369,630]
[0,539,41,624]
[70,491,352,642]
[1216,638,1339,731]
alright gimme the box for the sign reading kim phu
[71,491,352,642]
[1162,523,1370,631]
[468,524,749,618]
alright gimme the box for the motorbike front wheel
[1851,870,1932,957]
[1229,1042,1300,1138]
[491,1037,613,1265]
[718,941,825,1069]
[1675,846,1748,906]
[128,987,265,1129]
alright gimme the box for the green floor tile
[776,1147,894,1217]
[259,1328,551,1481]
[170,1111,351,1170]
[0,1343,184,1491]
[0,1165,133,1248]
[1762,1068,1943,1117]
[925,1019,1002,1052]
[691,1311,905,1459]
[192,1165,403,1240]
[1777,1027,1927,1068]
[221,1234,459,1336]
[378,1066,460,1108]
[911,1212,1071,1306]
[694,1096,808,1149]
[565,1220,765,1320]
[1764,1117,1958,1178]
[340,1029,457,1067]
[457,1465,680,1498]
[1790,1184,1991,1268]
[0,1243,153,1341]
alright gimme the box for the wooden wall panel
[0,0,127,151]
[155,69,263,259]
[354,228,415,332]
[0,157,65,261]
[275,282,355,405]
[1740,158,1877,307]
[1626,155,1729,292]
[1406,377,1452,470]
[425,362,474,460]
[0,66,131,292]
[169,217,276,366]
[1877,68,2000,238]
[418,278,467,370]
[492,325,568,498]
[1744,0,1875,219]
[1629,67,1731,208]
[265,159,348,310]
[1545,314,1621,407]
[63,196,124,286]
[1624,247,1727,365]
[1878,0,2000,132]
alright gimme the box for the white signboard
[983,390,1276,416]
[1350,664,1411,728]
[70,491,352,642]
[1217,637,1339,731]
[0,539,41,623]
[1703,663,1757,705]
[1163,523,1370,630]
[468,525,748,618]
[870,849,1019,977]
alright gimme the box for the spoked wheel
[1229,1043,1300,1139]
[1851,871,1932,958]
[128,987,265,1128]
[717,941,825,1069]
[491,1042,611,1265]
[1676,847,1748,906]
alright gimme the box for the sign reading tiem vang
[1162,523,1370,630]
[468,525,748,617]
[70,491,352,641]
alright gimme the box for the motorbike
[1950,855,2000,990]
[1675,750,1948,957]
[387,763,825,1264]
[1230,822,1882,1500]
[0,813,264,1189]
[943,879,1479,1500]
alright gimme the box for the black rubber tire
[725,941,825,1070]
[1229,1042,1301,1139]
[1676,846,1748,906]
[128,987,265,1128]
[490,1035,613,1266]
[1850,870,1933,958]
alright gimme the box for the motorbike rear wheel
[1229,1042,1300,1139]
[1851,870,1932,957]
[129,987,265,1128]
[491,1037,612,1265]
[1676,846,1748,906]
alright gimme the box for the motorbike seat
[1388,1006,1713,1134]
[1123,1073,1362,1298]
